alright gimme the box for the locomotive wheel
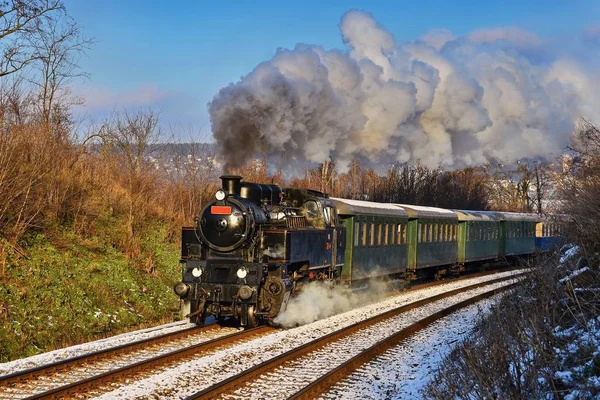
[246,305,257,328]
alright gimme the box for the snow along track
[0,320,195,377]
[94,269,525,400]
[191,276,519,399]
[322,295,503,399]
[0,324,253,400]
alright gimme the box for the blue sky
[64,0,600,138]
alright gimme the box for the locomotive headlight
[191,267,203,278]
[236,267,248,279]
[215,189,226,201]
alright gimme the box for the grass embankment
[0,225,181,363]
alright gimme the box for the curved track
[0,267,524,399]
[186,273,522,399]
[0,325,275,400]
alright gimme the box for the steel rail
[289,283,517,399]
[0,324,212,387]
[17,325,275,400]
[186,273,524,399]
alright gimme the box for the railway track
[187,274,521,399]
[0,324,275,399]
[0,268,525,399]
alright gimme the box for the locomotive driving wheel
[242,304,258,328]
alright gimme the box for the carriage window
[354,222,360,247]
[377,223,382,246]
[384,224,389,245]
[433,224,438,242]
[362,222,367,246]
[370,223,375,246]
[418,224,422,243]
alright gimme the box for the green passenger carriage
[395,205,458,275]
[453,210,500,264]
[331,198,409,282]
[496,212,538,256]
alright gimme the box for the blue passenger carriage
[535,214,567,251]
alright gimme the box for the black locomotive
[174,175,344,327]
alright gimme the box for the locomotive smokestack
[220,175,242,196]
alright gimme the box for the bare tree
[0,0,65,77]
[100,109,162,258]
[559,118,600,253]
[30,13,92,129]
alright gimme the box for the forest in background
[0,1,597,362]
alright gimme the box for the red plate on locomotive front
[211,205,232,215]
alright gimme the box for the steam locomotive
[173,175,343,327]
[174,175,564,327]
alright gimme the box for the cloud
[419,29,457,51]
[76,83,173,111]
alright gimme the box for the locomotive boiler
[174,175,345,327]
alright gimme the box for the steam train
[173,175,564,327]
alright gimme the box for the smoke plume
[209,10,600,173]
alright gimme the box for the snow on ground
[220,287,510,399]
[92,270,524,400]
[559,266,590,284]
[560,245,580,264]
[324,294,503,399]
[0,320,195,376]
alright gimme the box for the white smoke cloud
[209,10,599,173]
[273,277,390,328]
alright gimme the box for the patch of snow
[559,266,589,284]
[0,320,194,376]
[324,295,503,399]
[560,245,580,264]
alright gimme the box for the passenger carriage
[395,204,459,279]
[495,212,538,257]
[453,210,500,264]
[331,198,409,282]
